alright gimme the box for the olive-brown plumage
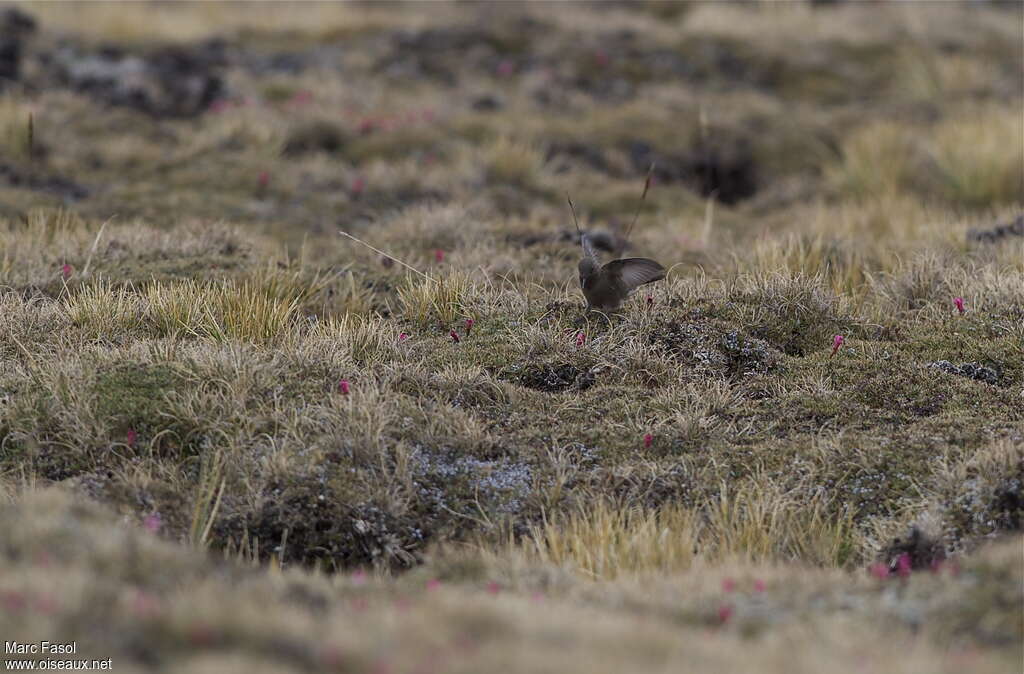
[578,234,665,311]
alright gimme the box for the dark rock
[51,41,226,118]
[0,162,89,200]
[717,330,777,376]
[471,94,502,111]
[0,7,37,88]
[517,362,583,393]
[880,527,946,572]
[967,214,1023,244]
[929,360,999,385]
[283,120,350,156]
[628,138,758,205]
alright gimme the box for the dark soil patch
[283,119,350,157]
[246,480,426,571]
[629,137,758,205]
[513,228,624,255]
[967,214,1023,244]
[47,40,226,117]
[0,162,89,200]
[880,527,946,571]
[0,7,36,88]
[717,331,778,376]
[515,362,585,393]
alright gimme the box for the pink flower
[32,594,58,615]
[643,433,653,448]
[358,119,376,135]
[465,318,474,336]
[721,578,736,593]
[351,177,366,195]
[830,334,845,358]
[126,429,137,447]
[351,569,368,586]
[434,249,445,263]
[868,562,889,579]
[188,624,216,646]
[338,379,350,395]
[753,579,766,593]
[450,329,460,343]
[531,591,544,602]
[290,90,314,105]
[61,263,72,280]
[929,559,944,574]
[258,170,270,190]
[575,332,586,348]
[130,590,161,618]
[318,646,345,668]
[143,513,162,534]
[426,579,441,591]
[594,49,610,67]
[351,597,368,612]
[496,59,514,77]
[1,591,26,613]
[717,603,733,625]
[486,581,501,595]
[896,552,912,578]
[954,297,965,315]
[398,332,409,343]
[208,99,232,114]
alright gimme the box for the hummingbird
[567,194,665,312]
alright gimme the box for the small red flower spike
[721,578,736,593]
[643,433,653,448]
[465,318,474,336]
[398,332,409,343]
[753,579,766,593]
[896,552,912,578]
[434,249,445,263]
[258,171,269,190]
[486,581,501,595]
[290,90,313,105]
[953,297,965,315]
[338,379,350,395]
[575,332,586,348]
[830,334,845,358]
[426,579,441,591]
[717,603,733,625]
[126,429,137,447]
[450,329,460,343]
[868,562,889,580]
[351,569,367,586]
[594,49,610,68]
[143,513,162,534]
[496,59,514,77]
[351,177,366,196]
[61,263,72,280]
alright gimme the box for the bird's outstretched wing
[604,258,666,292]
